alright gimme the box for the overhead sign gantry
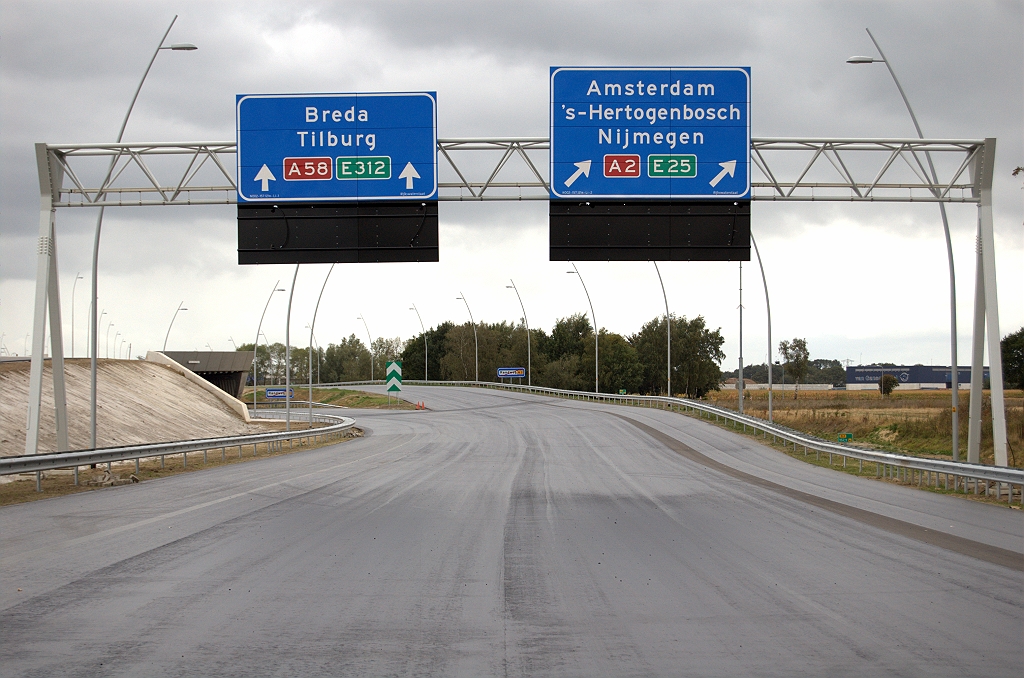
[25,69,1007,469]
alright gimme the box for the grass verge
[619,398,1020,509]
[243,387,416,410]
[705,388,1023,468]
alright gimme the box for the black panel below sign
[238,201,438,264]
[550,200,750,261]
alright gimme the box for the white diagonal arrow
[399,162,420,189]
[709,160,736,188]
[254,164,276,191]
[564,160,592,187]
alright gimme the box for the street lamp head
[846,55,880,64]
[165,43,198,51]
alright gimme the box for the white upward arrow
[564,160,592,188]
[399,162,420,189]
[709,160,737,188]
[254,164,276,191]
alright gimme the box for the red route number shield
[284,157,333,181]
[603,154,641,178]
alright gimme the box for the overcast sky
[1,0,1021,372]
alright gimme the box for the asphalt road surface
[2,386,1021,676]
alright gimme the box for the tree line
[240,313,727,397]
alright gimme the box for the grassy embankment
[706,387,1023,469]
[243,387,416,410]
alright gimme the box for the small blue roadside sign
[550,67,750,200]
[265,387,294,399]
[497,367,526,378]
[236,92,437,202]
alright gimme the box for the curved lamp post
[307,263,335,424]
[71,272,83,357]
[738,261,744,414]
[750,232,773,422]
[105,323,114,359]
[567,263,598,393]
[652,262,671,397]
[253,281,284,412]
[410,303,427,382]
[357,315,374,381]
[285,264,299,431]
[88,16,196,449]
[162,302,186,351]
[456,293,478,382]
[506,280,531,386]
[848,27,960,461]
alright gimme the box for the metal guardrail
[315,379,1023,504]
[1,412,355,491]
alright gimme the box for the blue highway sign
[497,367,526,378]
[236,92,437,202]
[265,387,294,399]
[550,68,750,200]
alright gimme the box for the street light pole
[308,263,334,425]
[848,27,960,461]
[285,264,299,432]
[652,262,670,397]
[105,323,114,359]
[738,261,744,415]
[568,263,599,393]
[253,281,284,412]
[112,331,121,359]
[410,304,427,382]
[456,293,478,382]
[506,280,531,386]
[751,232,773,422]
[88,16,196,450]
[357,315,374,382]
[162,302,186,351]
[71,272,83,358]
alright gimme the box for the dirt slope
[1,359,269,456]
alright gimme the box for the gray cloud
[1,0,1020,361]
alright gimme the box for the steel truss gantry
[27,137,1006,466]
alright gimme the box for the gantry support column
[967,138,1007,466]
[25,143,69,455]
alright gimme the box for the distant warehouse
[845,365,990,391]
